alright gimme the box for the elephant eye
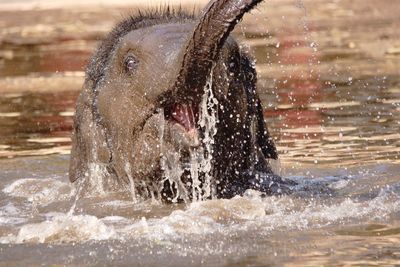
[124,56,139,73]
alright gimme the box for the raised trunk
[173,0,264,102]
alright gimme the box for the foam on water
[0,202,28,225]
[3,178,75,205]
[2,213,116,244]
[1,179,398,245]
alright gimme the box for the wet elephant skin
[69,0,293,201]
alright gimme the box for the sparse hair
[86,7,197,89]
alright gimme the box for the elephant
[69,0,294,202]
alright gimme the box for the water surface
[0,0,399,266]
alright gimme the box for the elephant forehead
[121,23,194,61]
[109,23,195,101]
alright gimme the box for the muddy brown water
[0,0,399,266]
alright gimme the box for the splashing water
[159,105,189,202]
[67,178,83,216]
[160,72,218,202]
[196,69,219,200]
[1,167,399,246]
[160,147,187,202]
[124,163,137,203]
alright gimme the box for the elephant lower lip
[170,103,198,131]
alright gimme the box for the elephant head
[69,0,291,202]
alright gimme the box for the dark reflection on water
[1,73,399,163]
[0,91,78,157]
[1,60,399,164]
[261,73,400,165]
[0,42,91,77]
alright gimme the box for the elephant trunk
[173,0,263,101]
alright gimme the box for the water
[160,76,218,202]
[0,0,399,266]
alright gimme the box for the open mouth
[165,103,199,132]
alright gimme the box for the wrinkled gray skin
[69,0,294,201]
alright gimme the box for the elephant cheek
[131,134,162,176]
[129,112,166,177]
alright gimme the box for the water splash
[188,148,203,201]
[10,213,116,244]
[3,181,399,245]
[3,178,74,205]
[159,106,189,202]
[67,178,83,216]
[124,163,137,203]
[159,71,218,202]
[193,71,219,200]
[68,127,112,214]
[160,148,187,202]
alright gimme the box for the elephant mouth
[163,102,201,149]
[171,0,264,106]
[165,102,199,132]
[161,0,265,148]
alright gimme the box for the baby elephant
[69,0,293,202]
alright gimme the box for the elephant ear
[241,55,278,160]
[69,80,111,183]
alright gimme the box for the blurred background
[0,0,208,10]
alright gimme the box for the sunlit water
[0,0,399,266]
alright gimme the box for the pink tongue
[171,103,196,131]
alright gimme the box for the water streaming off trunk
[160,73,218,202]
